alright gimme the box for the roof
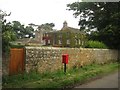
[11,38,40,44]
[61,26,80,33]
[44,21,85,35]
[56,26,85,35]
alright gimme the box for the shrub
[10,43,25,48]
[85,40,108,49]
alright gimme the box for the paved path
[75,71,119,88]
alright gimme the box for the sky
[0,0,82,30]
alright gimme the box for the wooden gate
[9,48,25,75]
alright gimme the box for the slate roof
[46,21,85,34]
[60,26,84,34]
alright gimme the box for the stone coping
[25,46,115,51]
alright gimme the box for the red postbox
[62,54,68,64]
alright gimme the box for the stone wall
[25,47,118,73]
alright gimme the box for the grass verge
[2,62,119,88]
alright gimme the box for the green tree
[1,10,35,54]
[1,14,16,53]
[25,26,34,38]
[67,2,120,49]
[38,23,55,32]
[12,21,34,38]
[12,21,25,39]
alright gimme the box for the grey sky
[0,0,82,30]
[82,0,119,2]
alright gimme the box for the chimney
[63,21,67,28]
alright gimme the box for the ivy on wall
[62,32,67,47]
[43,31,87,48]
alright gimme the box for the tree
[1,10,35,54]
[1,10,16,53]
[25,26,34,38]
[12,21,24,39]
[38,23,55,32]
[0,10,11,33]
[12,21,34,38]
[67,2,120,49]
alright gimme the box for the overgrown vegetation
[3,62,119,88]
[10,44,25,48]
[1,10,34,55]
[85,40,108,49]
[50,31,86,48]
[67,2,120,49]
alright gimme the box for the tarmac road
[75,71,119,88]
[0,36,1,90]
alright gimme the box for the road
[75,71,119,88]
[0,36,1,90]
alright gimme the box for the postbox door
[62,54,68,64]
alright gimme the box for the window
[75,35,77,38]
[43,40,46,45]
[67,32,70,38]
[59,33,62,38]
[58,40,62,44]
[75,39,77,45]
[67,39,70,44]
[82,41,84,45]
[48,40,50,44]
[46,34,48,37]
[79,39,81,45]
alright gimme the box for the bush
[10,43,25,48]
[85,40,108,49]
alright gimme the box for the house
[42,21,87,47]
[10,29,43,46]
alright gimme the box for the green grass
[3,62,119,88]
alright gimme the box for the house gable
[42,21,87,47]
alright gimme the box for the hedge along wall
[25,47,118,73]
